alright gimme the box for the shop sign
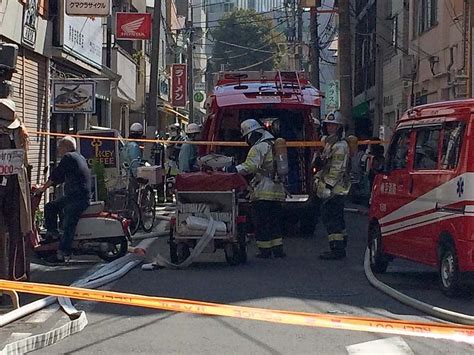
[78,131,118,169]
[22,0,39,48]
[65,0,111,17]
[63,14,103,68]
[325,80,340,111]
[116,13,152,40]
[194,92,205,103]
[52,80,96,114]
[171,64,187,107]
[0,149,24,176]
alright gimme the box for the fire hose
[0,253,145,355]
[142,217,217,270]
[364,248,474,325]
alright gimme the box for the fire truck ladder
[275,71,303,102]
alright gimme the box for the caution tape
[1,279,474,344]
[31,131,387,148]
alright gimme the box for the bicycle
[110,159,158,234]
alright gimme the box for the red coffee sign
[116,13,152,40]
[171,64,187,107]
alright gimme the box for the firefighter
[165,123,183,202]
[120,122,144,177]
[179,123,201,173]
[314,110,351,260]
[227,119,286,258]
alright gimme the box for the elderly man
[39,136,91,262]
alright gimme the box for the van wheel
[438,242,461,297]
[368,223,389,274]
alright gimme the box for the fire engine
[201,71,322,234]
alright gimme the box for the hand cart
[170,172,248,266]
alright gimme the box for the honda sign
[116,13,152,40]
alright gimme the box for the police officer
[179,123,201,173]
[228,119,286,258]
[120,122,144,177]
[314,111,351,260]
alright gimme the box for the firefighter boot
[256,248,272,259]
[272,245,287,258]
[319,241,346,260]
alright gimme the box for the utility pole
[310,7,321,118]
[148,0,161,130]
[187,3,194,123]
[338,0,354,133]
[297,1,303,71]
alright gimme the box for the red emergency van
[368,99,473,296]
[202,71,322,235]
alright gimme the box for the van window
[441,122,464,170]
[414,128,441,170]
[387,130,410,171]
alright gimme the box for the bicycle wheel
[124,198,141,235]
[140,185,156,233]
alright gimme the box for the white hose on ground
[0,254,145,354]
[364,248,474,325]
[142,218,217,270]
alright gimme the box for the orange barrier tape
[1,279,474,344]
[31,131,388,148]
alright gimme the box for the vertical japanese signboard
[171,64,187,107]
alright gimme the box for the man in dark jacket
[39,136,91,262]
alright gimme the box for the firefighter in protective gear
[231,119,286,258]
[314,110,351,260]
[179,123,201,173]
[120,123,144,177]
[165,123,184,201]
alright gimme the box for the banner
[171,64,187,107]
[52,80,96,114]
[116,13,152,40]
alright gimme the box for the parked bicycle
[107,159,157,235]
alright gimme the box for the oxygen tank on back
[274,138,289,178]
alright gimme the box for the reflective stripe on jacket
[236,133,285,202]
[315,135,351,197]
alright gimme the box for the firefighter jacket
[236,131,286,202]
[314,134,351,199]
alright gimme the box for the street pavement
[2,207,474,354]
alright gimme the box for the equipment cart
[170,172,248,266]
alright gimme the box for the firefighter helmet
[240,119,263,137]
[130,122,144,135]
[323,111,344,125]
[185,123,201,134]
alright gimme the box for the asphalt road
[2,210,474,354]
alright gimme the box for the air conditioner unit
[403,80,411,89]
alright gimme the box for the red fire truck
[201,71,322,235]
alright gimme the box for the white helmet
[130,122,144,134]
[323,110,344,125]
[240,119,263,137]
[169,123,180,131]
[185,123,201,134]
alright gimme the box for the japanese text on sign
[171,64,187,107]
[0,149,24,176]
[66,0,111,17]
